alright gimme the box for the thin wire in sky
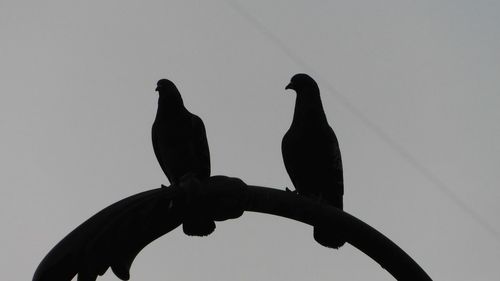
[223,0,500,243]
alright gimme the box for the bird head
[155,79,184,106]
[285,73,319,94]
[155,79,178,94]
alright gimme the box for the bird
[281,73,345,249]
[152,78,215,236]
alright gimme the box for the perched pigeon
[152,79,215,236]
[282,73,345,249]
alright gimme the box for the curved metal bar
[32,177,433,281]
[240,185,432,281]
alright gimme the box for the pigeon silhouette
[152,79,215,236]
[282,73,345,249]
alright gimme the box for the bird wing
[33,186,183,281]
[318,125,344,198]
[190,114,210,179]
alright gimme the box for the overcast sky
[2,1,500,280]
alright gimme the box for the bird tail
[313,226,345,249]
[179,175,216,236]
[182,217,216,236]
[313,193,345,249]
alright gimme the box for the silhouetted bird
[282,73,345,249]
[152,79,215,236]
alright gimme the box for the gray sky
[2,0,500,280]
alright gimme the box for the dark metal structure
[33,176,432,281]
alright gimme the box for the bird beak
[285,82,293,91]
[155,86,159,92]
